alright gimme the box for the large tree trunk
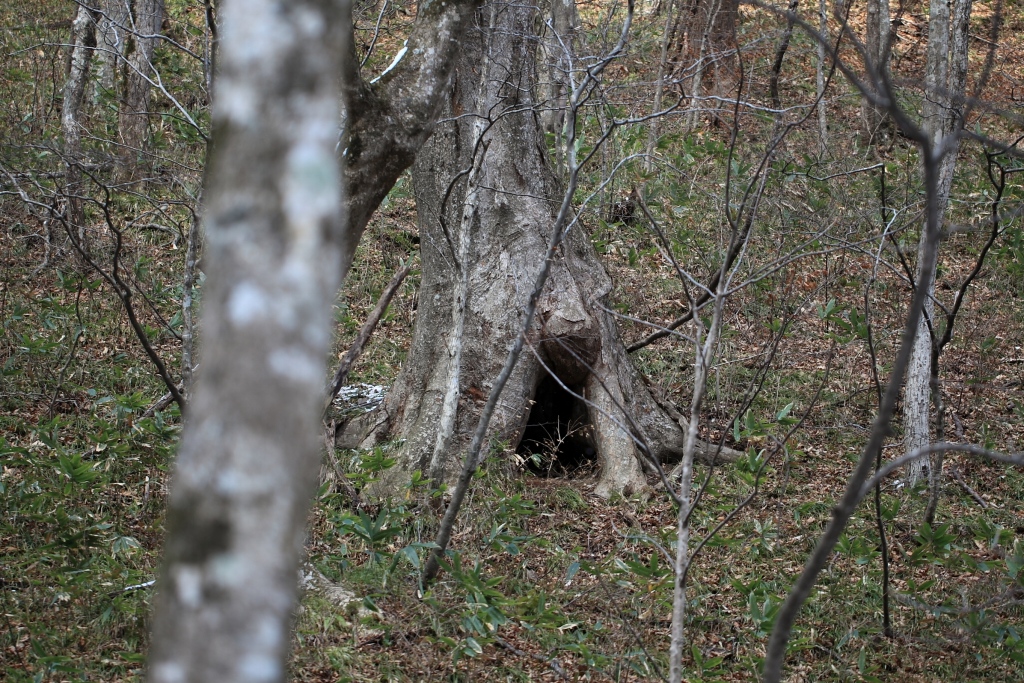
[340,1,733,498]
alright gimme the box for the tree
[338,0,738,499]
[5,1,1023,680]
[94,0,130,102]
[118,0,165,173]
[671,0,741,127]
[61,2,99,253]
[337,0,479,274]
[902,0,973,488]
[861,0,892,143]
[538,0,576,173]
[148,0,481,679]
[146,1,347,680]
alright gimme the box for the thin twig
[494,636,568,680]
[325,259,413,413]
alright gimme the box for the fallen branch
[949,465,988,508]
[107,579,156,598]
[494,636,568,680]
[142,385,184,418]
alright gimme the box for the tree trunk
[861,0,891,144]
[671,0,740,129]
[340,1,735,498]
[537,0,575,174]
[146,0,346,680]
[816,0,828,150]
[94,0,129,102]
[337,0,480,278]
[646,0,677,171]
[62,2,98,255]
[118,0,164,173]
[903,0,972,486]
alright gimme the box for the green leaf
[111,535,141,556]
[397,544,420,569]
[464,636,484,656]
[565,560,580,584]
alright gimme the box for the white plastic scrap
[333,383,386,413]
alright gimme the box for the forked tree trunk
[340,2,733,498]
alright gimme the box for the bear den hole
[516,373,597,478]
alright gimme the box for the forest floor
[3,1,1024,681]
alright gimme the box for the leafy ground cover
[2,1,1024,681]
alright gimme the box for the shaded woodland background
[2,0,1024,680]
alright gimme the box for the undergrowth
[2,1,1024,681]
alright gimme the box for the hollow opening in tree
[517,372,597,478]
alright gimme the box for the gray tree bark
[118,0,164,172]
[94,0,129,102]
[903,0,972,486]
[538,0,575,174]
[146,1,346,681]
[338,0,480,278]
[341,1,734,498]
[861,0,891,144]
[62,2,99,252]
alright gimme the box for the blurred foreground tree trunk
[149,0,484,678]
[146,1,346,681]
[340,0,732,498]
